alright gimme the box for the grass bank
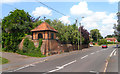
[0,57,9,64]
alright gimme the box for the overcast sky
[0,0,119,37]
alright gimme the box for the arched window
[38,33,43,39]
[51,33,54,39]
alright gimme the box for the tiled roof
[31,22,58,32]
[106,38,117,40]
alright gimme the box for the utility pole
[79,23,82,50]
[80,17,84,50]
[76,18,79,50]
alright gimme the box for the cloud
[59,16,70,24]
[108,0,119,3]
[70,1,118,37]
[70,1,93,16]
[32,6,52,17]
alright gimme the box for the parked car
[102,45,108,48]
[89,44,93,47]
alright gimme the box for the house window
[38,33,43,39]
[51,33,54,39]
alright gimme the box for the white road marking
[89,70,98,73]
[48,60,76,73]
[114,51,117,56]
[90,52,95,55]
[110,49,116,57]
[81,55,88,59]
[12,65,30,72]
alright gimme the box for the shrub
[17,38,45,57]
[107,42,117,44]
[36,39,43,51]
[23,37,35,53]
[98,39,107,45]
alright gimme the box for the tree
[90,29,103,42]
[105,34,116,38]
[114,12,120,42]
[2,9,33,52]
[79,26,90,44]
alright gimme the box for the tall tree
[2,9,33,52]
[90,29,103,42]
[114,12,120,42]
[79,26,90,44]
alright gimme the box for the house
[106,38,118,42]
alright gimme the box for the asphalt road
[7,46,118,73]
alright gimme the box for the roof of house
[31,22,58,32]
[106,38,117,41]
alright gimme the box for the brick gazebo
[31,22,58,55]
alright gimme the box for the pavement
[1,45,118,73]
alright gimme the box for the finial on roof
[44,16,46,22]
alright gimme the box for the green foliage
[23,37,35,53]
[98,39,107,45]
[17,38,44,57]
[90,29,103,42]
[2,9,33,52]
[0,57,9,64]
[107,42,117,44]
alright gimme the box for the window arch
[38,33,43,39]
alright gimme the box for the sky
[0,0,119,37]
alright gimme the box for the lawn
[0,57,9,64]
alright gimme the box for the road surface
[5,46,118,73]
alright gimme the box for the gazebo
[31,22,58,55]
[31,22,58,40]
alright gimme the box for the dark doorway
[38,33,43,39]
[51,33,54,39]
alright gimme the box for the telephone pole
[76,18,79,50]
[80,17,84,50]
[79,23,82,50]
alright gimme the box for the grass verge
[17,50,46,57]
[0,57,9,64]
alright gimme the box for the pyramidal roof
[31,22,58,32]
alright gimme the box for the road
[6,46,118,73]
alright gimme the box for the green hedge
[107,42,117,44]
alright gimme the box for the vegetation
[0,57,9,64]
[105,34,116,38]
[2,9,90,56]
[90,29,103,42]
[79,26,90,44]
[17,38,45,57]
[107,42,117,44]
[2,9,34,52]
[98,39,107,45]
[113,12,120,42]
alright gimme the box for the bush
[98,39,107,45]
[36,39,42,51]
[107,42,117,44]
[23,37,35,53]
[17,38,45,57]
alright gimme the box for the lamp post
[79,17,84,50]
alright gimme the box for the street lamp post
[79,23,82,50]
[80,17,84,50]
